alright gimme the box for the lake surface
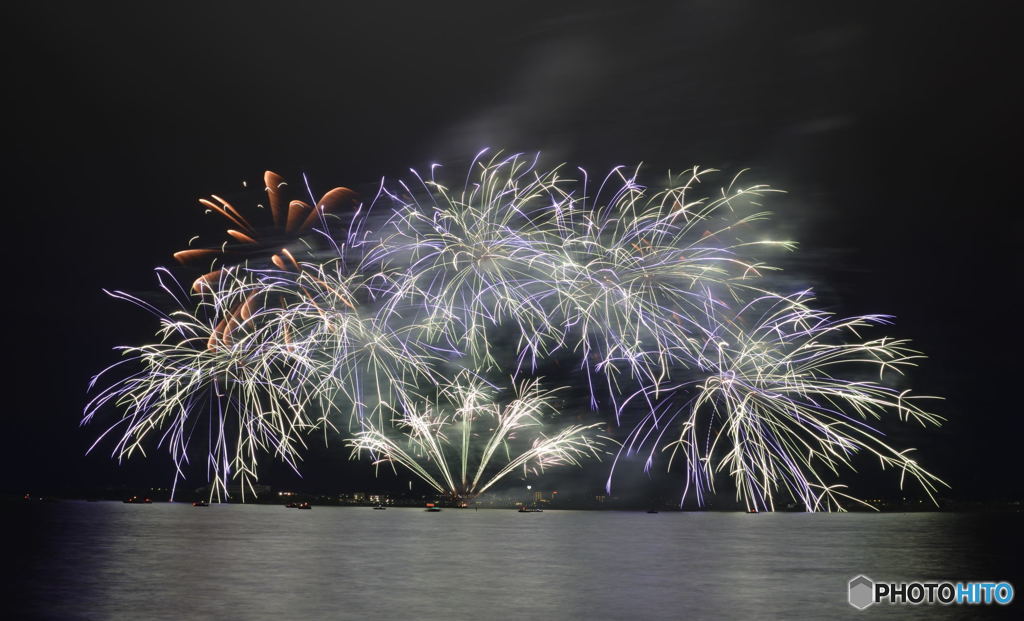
[9,502,1021,620]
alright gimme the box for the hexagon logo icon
[848,575,875,610]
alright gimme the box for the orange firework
[174,170,358,293]
[173,171,358,348]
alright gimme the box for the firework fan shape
[347,372,605,500]
[86,150,945,509]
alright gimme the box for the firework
[366,152,567,368]
[613,291,945,511]
[174,170,358,293]
[255,260,444,429]
[347,372,605,500]
[544,165,794,411]
[86,153,945,510]
[364,154,792,383]
[84,269,323,501]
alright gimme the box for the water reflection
[13,503,1021,620]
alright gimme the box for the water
[10,502,1021,620]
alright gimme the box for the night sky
[6,2,1021,501]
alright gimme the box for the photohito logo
[848,575,1014,609]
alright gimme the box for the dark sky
[6,2,1021,500]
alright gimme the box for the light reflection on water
[13,503,1021,620]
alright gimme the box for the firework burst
[545,165,794,410]
[257,261,443,430]
[86,152,945,509]
[366,152,566,368]
[174,170,358,293]
[84,269,323,501]
[614,291,945,511]
[347,372,605,500]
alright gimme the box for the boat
[747,508,758,514]
[646,509,659,514]
[296,502,312,510]
[518,506,543,513]
[372,505,387,510]
[424,503,442,512]
[286,502,298,508]
[192,500,209,507]
[123,496,152,504]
